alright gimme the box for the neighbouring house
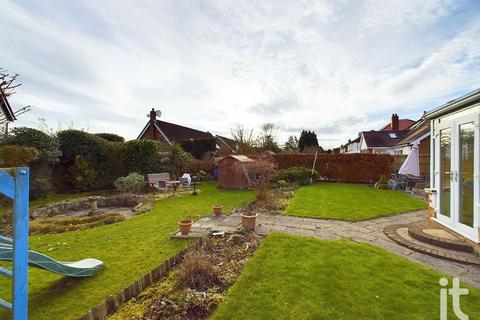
[359,130,410,154]
[379,114,415,131]
[339,114,415,154]
[218,155,256,189]
[215,135,238,156]
[138,108,216,158]
[0,88,16,136]
[138,109,238,158]
[339,137,360,153]
[425,88,480,243]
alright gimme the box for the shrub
[114,173,145,193]
[169,143,193,177]
[2,127,60,164]
[94,133,125,143]
[276,166,319,185]
[123,139,165,174]
[69,155,97,191]
[30,178,53,200]
[0,145,38,167]
[176,251,219,291]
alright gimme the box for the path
[188,210,480,289]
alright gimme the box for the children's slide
[0,239,103,277]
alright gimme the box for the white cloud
[1,0,479,148]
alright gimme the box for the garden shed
[218,155,256,189]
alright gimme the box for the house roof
[154,120,214,143]
[396,120,430,146]
[424,88,480,119]
[0,88,15,122]
[215,135,237,153]
[380,119,415,131]
[362,130,410,148]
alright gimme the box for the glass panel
[440,128,451,217]
[459,123,474,227]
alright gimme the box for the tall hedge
[123,139,165,175]
[56,130,126,191]
[272,153,393,183]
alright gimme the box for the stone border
[407,221,473,253]
[384,224,480,266]
[79,240,201,320]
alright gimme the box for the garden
[0,127,476,320]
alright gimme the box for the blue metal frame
[0,168,29,320]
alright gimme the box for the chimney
[150,108,156,123]
[391,113,399,131]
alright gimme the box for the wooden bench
[147,173,171,194]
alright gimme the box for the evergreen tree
[298,130,319,152]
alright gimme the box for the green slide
[0,241,103,278]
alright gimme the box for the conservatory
[426,88,480,243]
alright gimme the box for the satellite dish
[155,110,162,118]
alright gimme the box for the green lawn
[285,183,427,220]
[213,233,480,320]
[0,182,254,320]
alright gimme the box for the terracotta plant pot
[212,205,223,216]
[179,219,192,235]
[378,183,387,190]
[241,213,257,230]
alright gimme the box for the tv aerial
[146,109,162,118]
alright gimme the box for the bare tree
[258,123,280,152]
[231,125,256,154]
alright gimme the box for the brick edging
[407,221,473,253]
[79,240,202,320]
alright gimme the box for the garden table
[166,180,181,196]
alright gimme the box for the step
[407,221,474,253]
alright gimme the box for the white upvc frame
[432,112,479,242]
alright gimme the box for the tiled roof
[215,135,237,153]
[156,120,214,143]
[396,120,430,146]
[362,130,410,148]
[380,119,415,131]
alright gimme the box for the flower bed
[108,232,262,320]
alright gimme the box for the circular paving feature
[384,223,480,266]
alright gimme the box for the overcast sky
[1,0,480,148]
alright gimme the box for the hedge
[272,153,393,183]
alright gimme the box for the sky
[1,0,480,148]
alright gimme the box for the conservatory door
[453,114,477,239]
[437,124,454,226]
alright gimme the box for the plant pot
[378,183,387,190]
[212,205,223,216]
[241,213,257,230]
[179,219,192,235]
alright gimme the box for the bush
[2,127,60,165]
[169,143,193,177]
[0,145,38,167]
[94,133,125,143]
[176,251,220,291]
[69,155,97,191]
[123,139,165,174]
[276,167,319,185]
[56,129,126,191]
[114,172,145,193]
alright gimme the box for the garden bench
[147,173,171,194]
